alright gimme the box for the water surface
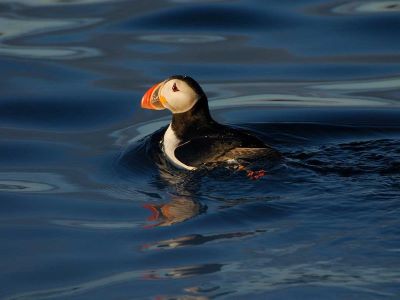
[1,0,400,299]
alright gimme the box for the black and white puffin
[141,75,280,172]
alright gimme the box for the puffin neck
[170,97,216,139]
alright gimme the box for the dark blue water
[1,0,400,299]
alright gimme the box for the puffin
[141,75,280,173]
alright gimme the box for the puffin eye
[172,82,179,92]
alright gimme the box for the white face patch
[159,79,199,114]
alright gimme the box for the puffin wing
[175,138,280,167]
[174,126,280,167]
[174,135,241,167]
[216,147,280,162]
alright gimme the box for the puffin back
[174,126,274,167]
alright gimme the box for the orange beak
[141,82,166,110]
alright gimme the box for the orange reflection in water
[143,195,206,227]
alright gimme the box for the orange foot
[246,169,266,180]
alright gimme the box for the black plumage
[158,75,280,168]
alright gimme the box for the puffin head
[141,75,206,114]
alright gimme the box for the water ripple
[5,264,224,300]
[0,180,56,193]
[138,34,226,44]
[220,261,400,297]
[1,0,122,6]
[120,5,293,31]
[331,0,400,15]
[0,16,101,59]
[0,172,76,193]
[142,229,267,250]
[51,219,139,230]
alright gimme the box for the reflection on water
[122,5,292,31]
[6,260,399,300]
[313,76,400,90]
[330,0,400,14]
[0,16,100,59]
[138,34,226,44]
[0,180,56,193]
[2,0,122,6]
[142,229,265,250]
[51,219,138,229]
[144,263,223,279]
[212,261,400,298]
[0,172,76,193]
[144,195,206,227]
[212,92,385,107]
[6,263,223,300]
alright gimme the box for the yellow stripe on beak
[159,95,168,107]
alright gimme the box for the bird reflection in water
[141,162,267,227]
[142,230,264,250]
[143,195,207,227]
[142,263,223,280]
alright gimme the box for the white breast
[163,124,196,171]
